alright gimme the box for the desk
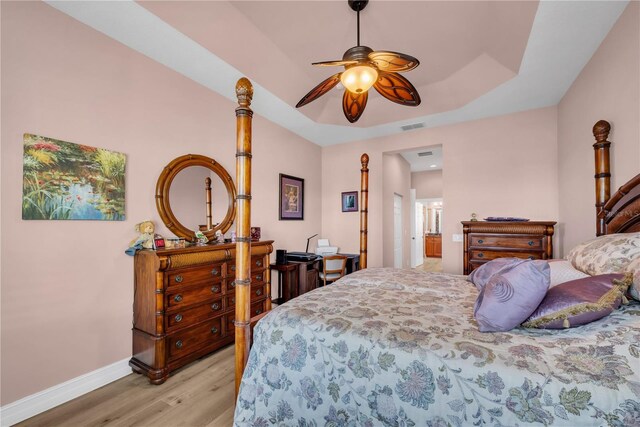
[270,259,320,304]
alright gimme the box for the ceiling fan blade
[342,90,368,123]
[368,51,420,72]
[296,73,342,108]
[374,71,421,106]
[312,60,358,67]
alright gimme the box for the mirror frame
[156,154,236,242]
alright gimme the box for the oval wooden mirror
[156,154,236,242]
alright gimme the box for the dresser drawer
[166,298,224,332]
[167,316,223,360]
[470,235,543,250]
[226,257,266,277]
[470,249,542,262]
[225,271,266,292]
[167,264,223,287]
[166,283,223,308]
[224,286,266,311]
[224,301,266,334]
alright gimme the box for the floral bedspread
[234,268,640,426]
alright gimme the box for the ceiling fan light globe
[340,65,378,94]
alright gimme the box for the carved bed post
[593,120,611,236]
[360,153,369,269]
[234,78,253,396]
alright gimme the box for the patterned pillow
[522,273,630,329]
[548,260,589,287]
[473,260,550,332]
[627,257,640,301]
[567,232,640,276]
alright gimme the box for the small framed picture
[279,174,304,220]
[341,191,358,212]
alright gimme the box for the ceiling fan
[296,0,421,123]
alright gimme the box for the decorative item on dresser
[461,221,556,274]
[130,241,273,384]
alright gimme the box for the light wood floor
[17,345,236,427]
[416,257,443,272]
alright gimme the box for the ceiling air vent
[400,122,425,131]
[417,151,433,157]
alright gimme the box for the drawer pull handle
[256,289,262,296]
[175,340,183,349]
[173,294,183,303]
[211,303,221,311]
[477,253,484,258]
[174,275,183,283]
[211,327,218,334]
[255,309,262,315]
[231,297,235,304]
[256,260,262,267]
[256,275,262,281]
[477,239,484,244]
[231,265,236,271]
[528,241,534,246]
[211,268,219,276]
[211,285,220,293]
[175,314,183,323]
[231,281,236,288]
[528,256,534,260]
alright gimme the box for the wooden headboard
[592,120,640,235]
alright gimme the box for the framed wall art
[22,133,126,220]
[341,191,358,212]
[279,174,304,220]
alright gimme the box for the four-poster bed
[232,106,639,425]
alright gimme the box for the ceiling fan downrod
[348,0,368,47]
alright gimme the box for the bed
[232,90,639,426]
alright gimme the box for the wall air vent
[400,122,425,131]
[417,151,433,157]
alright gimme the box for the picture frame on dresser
[279,174,304,220]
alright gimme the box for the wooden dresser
[461,221,555,275]
[130,240,273,384]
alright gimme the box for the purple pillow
[474,260,550,332]
[522,274,628,329]
[469,258,531,290]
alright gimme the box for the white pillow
[548,260,589,288]
[567,232,640,276]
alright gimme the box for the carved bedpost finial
[593,120,611,143]
[361,153,369,170]
[235,78,253,108]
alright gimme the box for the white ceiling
[400,145,443,172]
[46,1,628,147]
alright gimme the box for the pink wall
[557,1,640,256]
[0,2,321,405]
[412,170,443,199]
[382,154,412,268]
[322,107,559,273]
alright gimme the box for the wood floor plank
[17,345,236,427]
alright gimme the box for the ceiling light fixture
[296,0,421,123]
[430,164,437,168]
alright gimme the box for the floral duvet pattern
[234,268,640,426]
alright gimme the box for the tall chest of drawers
[462,221,555,275]
[130,241,273,384]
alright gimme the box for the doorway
[393,193,403,268]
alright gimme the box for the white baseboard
[0,358,131,427]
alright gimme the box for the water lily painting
[22,134,126,220]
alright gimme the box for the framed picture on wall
[279,174,304,220]
[341,191,358,212]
